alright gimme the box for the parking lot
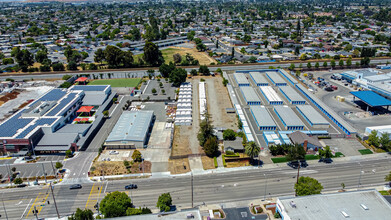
[0,161,61,181]
[306,69,391,133]
[140,78,176,100]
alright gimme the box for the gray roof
[224,139,244,151]
[82,93,107,106]
[274,106,304,127]
[279,86,306,103]
[249,72,268,85]
[287,131,322,146]
[278,189,391,220]
[296,105,329,125]
[279,69,298,84]
[106,111,154,142]
[240,87,261,103]
[266,71,286,84]
[56,124,92,134]
[234,72,250,84]
[296,84,356,133]
[250,106,276,127]
[36,132,79,146]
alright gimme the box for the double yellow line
[85,183,103,210]
[26,192,50,218]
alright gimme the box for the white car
[109,150,119,155]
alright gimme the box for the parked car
[69,184,82,190]
[109,150,119,155]
[125,184,138,190]
[17,183,27,188]
[324,86,334,92]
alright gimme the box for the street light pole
[358,163,363,189]
[191,172,194,208]
[50,161,57,180]
[41,163,47,183]
[49,182,60,219]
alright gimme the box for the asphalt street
[1,156,390,219]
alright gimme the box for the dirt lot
[168,158,190,174]
[89,161,151,176]
[171,125,192,156]
[201,156,216,170]
[0,91,20,106]
[204,76,236,129]
[166,47,217,65]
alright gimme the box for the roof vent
[289,201,297,208]
[341,211,350,218]
[360,204,369,210]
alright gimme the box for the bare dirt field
[168,158,190,174]
[89,161,151,176]
[0,91,20,107]
[201,156,216,170]
[171,126,193,156]
[204,76,236,129]
[168,47,217,65]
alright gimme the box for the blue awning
[350,91,391,107]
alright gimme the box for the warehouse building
[249,72,269,86]
[296,84,356,135]
[250,106,276,131]
[234,72,250,86]
[263,131,282,145]
[240,87,262,105]
[276,189,391,220]
[279,86,306,105]
[296,105,329,128]
[266,71,287,86]
[279,69,298,85]
[105,111,155,149]
[0,86,114,155]
[274,106,304,130]
[260,86,284,105]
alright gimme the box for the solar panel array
[46,93,77,116]
[39,89,67,101]
[0,113,34,137]
[16,118,57,138]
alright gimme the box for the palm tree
[245,141,260,164]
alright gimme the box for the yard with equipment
[88,78,141,87]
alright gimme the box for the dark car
[69,184,82,190]
[125,184,138,190]
[287,161,300,169]
[17,183,27,188]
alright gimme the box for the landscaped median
[358,149,374,155]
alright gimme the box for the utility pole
[49,182,60,218]
[6,165,12,186]
[295,162,301,196]
[33,206,39,220]
[191,172,194,208]
[358,163,363,189]
[41,163,47,183]
[1,193,8,220]
[50,161,57,180]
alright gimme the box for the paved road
[2,60,391,81]
[1,156,390,219]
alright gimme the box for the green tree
[132,150,142,162]
[315,62,320,69]
[379,132,390,150]
[52,63,65,71]
[67,61,78,70]
[331,59,336,68]
[151,88,157,94]
[361,57,371,66]
[94,48,105,64]
[190,69,198,76]
[100,191,132,218]
[245,141,260,163]
[14,49,34,72]
[35,50,48,63]
[197,114,214,147]
[319,146,332,160]
[347,57,352,67]
[173,53,182,64]
[368,130,380,148]
[339,59,344,67]
[295,176,323,196]
[13,178,23,185]
[103,45,123,67]
[223,129,236,141]
[126,207,152,216]
[143,41,164,66]
[286,144,306,162]
[169,68,187,87]
[198,65,210,76]
[159,63,175,78]
[65,150,73,158]
[289,63,295,71]
[68,208,94,220]
[157,193,172,212]
[89,63,98,70]
[307,62,312,69]
[55,162,63,169]
[204,136,218,157]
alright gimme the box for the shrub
[214,157,218,168]
[226,150,235,155]
[222,155,227,167]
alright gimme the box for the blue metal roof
[39,89,67,101]
[350,91,391,107]
[71,85,108,91]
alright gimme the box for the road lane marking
[21,198,33,219]
[85,183,96,209]
[26,193,42,218]
[26,192,48,218]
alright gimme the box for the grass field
[358,149,373,155]
[88,78,141,87]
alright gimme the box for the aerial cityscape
[0,0,391,219]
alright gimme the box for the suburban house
[287,131,322,151]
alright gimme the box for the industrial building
[105,111,155,149]
[240,87,262,105]
[176,83,192,125]
[274,106,304,130]
[249,72,269,86]
[276,189,391,220]
[296,105,329,128]
[0,85,114,155]
[365,125,391,139]
[350,90,391,111]
[263,131,281,145]
[234,72,250,86]
[260,86,284,105]
[250,106,276,131]
[296,84,356,135]
[279,86,306,105]
[266,71,287,86]
[279,69,298,85]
